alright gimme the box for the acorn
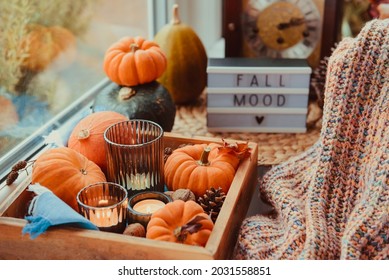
[171,189,196,202]
[123,223,146,237]
[164,190,174,200]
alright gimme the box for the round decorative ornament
[242,0,322,64]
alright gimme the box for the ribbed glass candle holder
[104,119,164,197]
[77,182,128,233]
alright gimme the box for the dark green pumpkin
[93,81,176,132]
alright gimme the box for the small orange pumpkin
[21,24,76,72]
[67,111,128,173]
[164,143,240,197]
[146,200,213,246]
[103,36,167,86]
[31,147,107,211]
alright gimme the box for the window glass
[0,0,149,160]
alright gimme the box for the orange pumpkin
[103,36,167,86]
[164,143,240,197]
[31,147,107,211]
[21,24,76,72]
[67,111,128,173]
[146,200,213,246]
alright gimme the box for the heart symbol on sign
[255,116,265,125]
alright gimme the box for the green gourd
[154,4,207,105]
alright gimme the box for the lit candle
[77,182,128,233]
[125,173,151,191]
[133,199,166,214]
[98,199,110,207]
[127,191,172,227]
[88,199,118,228]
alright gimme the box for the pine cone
[197,187,226,223]
[164,147,173,163]
[6,171,19,185]
[12,160,27,171]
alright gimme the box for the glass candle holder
[77,182,128,233]
[104,120,164,197]
[127,191,172,228]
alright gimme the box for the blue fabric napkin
[22,184,98,239]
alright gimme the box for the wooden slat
[0,217,212,260]
[222,0,243,57]
[0,173,32,216]
[206,143,258,259]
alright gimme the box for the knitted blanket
[234,19,389,260]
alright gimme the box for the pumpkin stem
[78,129,90,140]
[174,215,207,243]
[198,147,211,166]
[171,4,181,25]
[80,169,88,175]
[174,226,185,242]
[130,43,139,52]
[118,87,137,100]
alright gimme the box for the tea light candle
[89,206,117,228]
[98,199,110,207]
[86,199,119,228]
[128,191,172,227]
[133,199,166,214]
[77,182,128,233]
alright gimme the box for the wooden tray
[0,132,258,260]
